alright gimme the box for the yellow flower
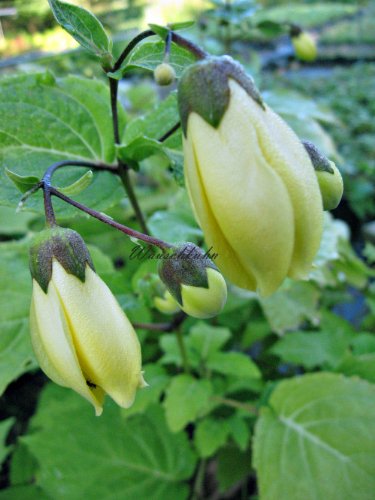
[158,242,227,319]
[178,57,324,296]
[29,227,146,416]
[291,31,317,62]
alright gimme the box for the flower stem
[212,396,258,415]
[108,76,150,235]
[42,160,117,185]
[43,186,56,227]
[48,185,172,250]
[111,29,208,74]
[159,122,181,142]
[112,29,155,73]
[176,327,190,373]
[192,459,206,500]
[133,311,186,332]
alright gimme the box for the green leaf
[0,485,50,500]
[124,92,179,144]
[22,384,197,499]
[0,418,14,464]
[10,443,39,486]
[207,352,261,379]
[351,333,375,355]
[164,374,213,432]
[189,322,231,361]
[260,281,320,334]
[121,364,170,418]
[148,23,169,40]
[256,20,285,37]
[270,313,354,369]
[121,39,196,77]
[116,137,163,164]
[168,21,195,31]
[0,240,37,396]
[48,0,112,58]
[0,207,35,236]
[253,373,375,500]
[5,169,40,194]
[336,353,375,384]
[217,445,252,493]
[148,209,202,244]
[58,169,93,196]
[0,73,124,217]
[227,413,250,451]
[194,418,229,458]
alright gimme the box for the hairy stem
[43,187,56,227]
[108,76,150,234]
[48,185,172,250]
[212,396,258,415]
[133,311,186,332]
[111,29,208,74]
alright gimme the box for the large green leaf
[164,374,213,432]
[21,384,197,499]
[0,241,37,395]
[253,373,375,500]
[0,72,124,217]
[48,0,112,58]
[260,281,320,334]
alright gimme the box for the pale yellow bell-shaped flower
[29,228,146,416]
[178,57,324,296]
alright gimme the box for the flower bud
[290,27,317,62]
[178,56,324,296]
[29,227,146,416]
[303,140,343,210]
[158,243,227,319]
[154,63,176,86]
[153,290,181,315]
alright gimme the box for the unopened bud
[158,243,227,319]
[290,27,317,62]
[303,140,343,210]
[154,63,176,86]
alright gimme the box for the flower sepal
[29,226,94,293]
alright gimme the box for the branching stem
[47,185,171,250]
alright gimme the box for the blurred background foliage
[0,0,374,498]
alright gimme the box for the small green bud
[178,56,264,136]
[158,243,227,319]
[290,27,317,62]
[29,227,94,293]
[303,140,343,210]
[154,63,176,86]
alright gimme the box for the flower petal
[30,279,104,415]
[51,261,143,409]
